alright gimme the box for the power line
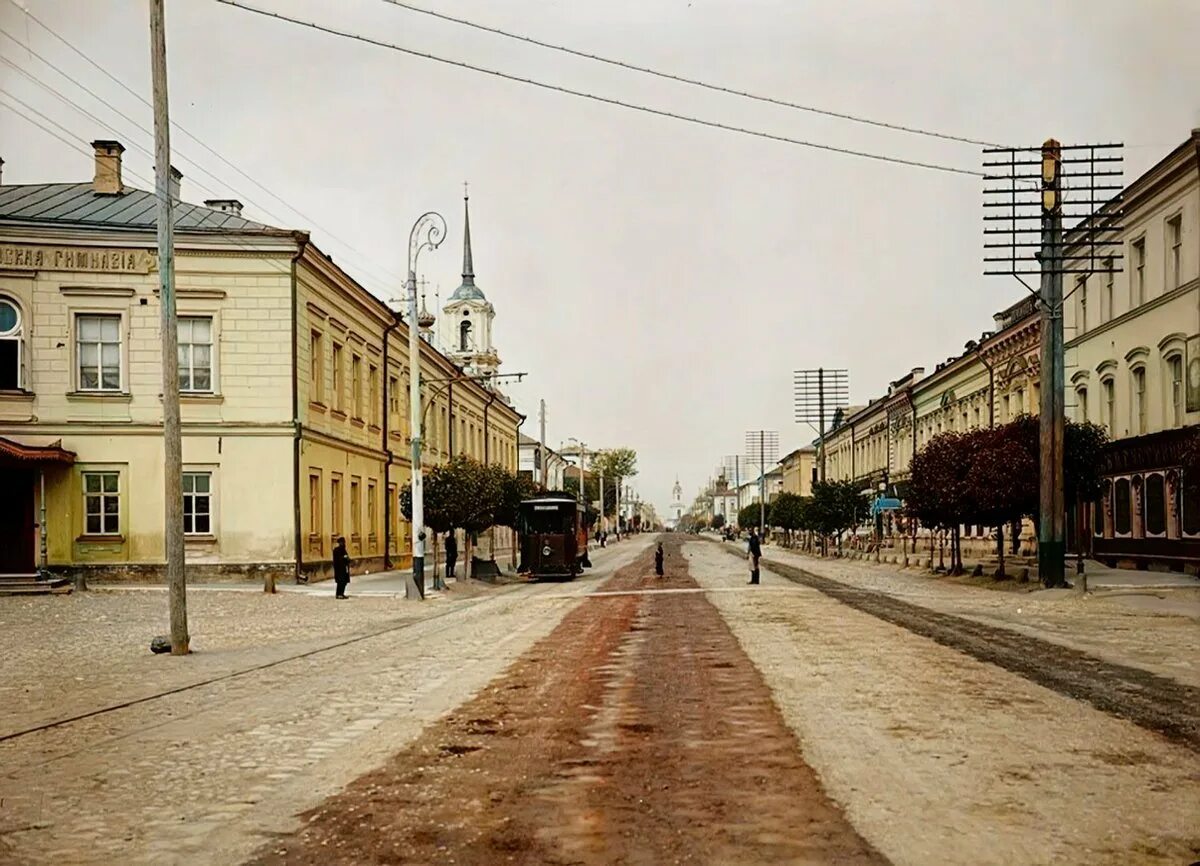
[212,0,984,179]
[377,0,1001,149]
[0,7,407,291]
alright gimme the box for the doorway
[0,468,35,574]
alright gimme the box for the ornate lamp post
[406,212,446,600]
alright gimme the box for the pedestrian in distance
[655,542,665,577]
[445,531,458,579]
[600,530,607,548]
[747,530,762,585]
[333,536,351,599]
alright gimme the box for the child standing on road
[655,542,665,577]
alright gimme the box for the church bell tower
[443,190,500,381]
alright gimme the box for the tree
[737,501,771,533]
[962,427,1035,577]
[591,447,638,482]
[401,456,505,577]
[907,432,971,571]
[769,492,806,546]
[809,480,865,554]
[710,513,726,530]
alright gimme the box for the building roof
[0,435,75,465]
[0,183,288,235]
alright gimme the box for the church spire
[461,189,474,282]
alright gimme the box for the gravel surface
[250,535,883,865]
[0,539,653,866]
[688,541,1200,866]
[757,544,1200,688]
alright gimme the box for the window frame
[331,342,345,413]
[1165,351,1184,428]
[1166,212,1183,291]
[182,469,215,537]
[1131,236,1146,306]
[1130,364,1148,435]
[310,329,324,404]
[0,295,25,391]
[351,353,363,420]
[75,312,124,393]
[177,315,215,394]
[82,469,121,536]
[1101,376,1116,434]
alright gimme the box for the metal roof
[0,183,287,234]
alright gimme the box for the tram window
[521,505,574,534]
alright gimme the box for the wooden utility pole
[150,0,188,653]
[1037,139,1067,589]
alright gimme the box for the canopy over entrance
[0,436,75,466]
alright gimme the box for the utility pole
[1038,139,1067,589]
[538,398,547,487]
[982,139,1122,592]
[818,368,826,483]
[150,0,187,655]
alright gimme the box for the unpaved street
[0,539,652,866]
[250,535,882,865]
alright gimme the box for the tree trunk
[464,530,474,580]
[997,527,1006,578]
[937,530,945,571]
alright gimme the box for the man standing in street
[747,529,761,585]
[333,536,351,599]
[445,531,458,580]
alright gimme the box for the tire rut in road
[744,548,1200,754]
[248,536,885,865]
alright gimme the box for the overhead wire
[376,0,1001,149]
[0,9,407,293]
[211,0,985,179]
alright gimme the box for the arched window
[0,296,24,390]
[1163,352,1184,428]
[1114,477,1132,535]
[1075,386,1088,423]
[1130,365,1147,435]
[459,319,472,352]
[1101,377,1116,433]
[1145,473,1166,536]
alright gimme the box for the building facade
[778,445,816,497]
[0,141,520,582]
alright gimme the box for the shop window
[1144,473,1165,536]
[1183,477,1200,536]
[1114,477,1132,535]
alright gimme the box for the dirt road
[250,536,882,865]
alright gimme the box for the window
[1102,378,1115,433]
[331,343,344,412]
[351,354,362,419]
[367,479,377,541]
[330,475,343,535]
[1132,367,1147,434]
[76,314,121,391]
[388,375,399,427]
[1076,276,1087,334]
[1168,354,1184,427]
[178,316,213,392]
[1132,237,1146,305]
[350,476,361,538]
[0,297,23,390]
[310,330,324,402]
[1168,214,1182,290]
[83,471,120,535]
[388,482,398,552]
[460,319,472,351]
[182,471,212,535]
[368,364,379,426]
[1076,387,1088,423]
[309,472,322,536]
[1103,260,1113,322]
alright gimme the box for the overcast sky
[2,0,1197,514]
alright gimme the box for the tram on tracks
[517,495,592,579]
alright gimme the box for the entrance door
[0,468,35,574]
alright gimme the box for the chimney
[91,140,124,195]
[204,198,243,217]
[169,166,182,200]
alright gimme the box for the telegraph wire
[0,12,406,293]
[377,0,1001,149]
[212,0,985,179]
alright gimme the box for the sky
[1,0,1197,515]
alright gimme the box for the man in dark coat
[747,530,762,585]
[445,531,458,579]
[654,542,665,577]
[333,536,351,598]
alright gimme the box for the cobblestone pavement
[750,543,1200,688]
[688,542,1200,866]
[0,538,654,866]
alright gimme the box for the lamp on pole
[405,211,446,600]
[567,438,587,506]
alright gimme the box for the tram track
[718,542,1200,753]
[0,559,624,751]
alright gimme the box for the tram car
[518,495,592,579]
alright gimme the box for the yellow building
[778,445,816,497]
[0,141,520,583]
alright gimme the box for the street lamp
[406,211,447,600]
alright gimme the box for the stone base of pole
[407,557,425,600]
